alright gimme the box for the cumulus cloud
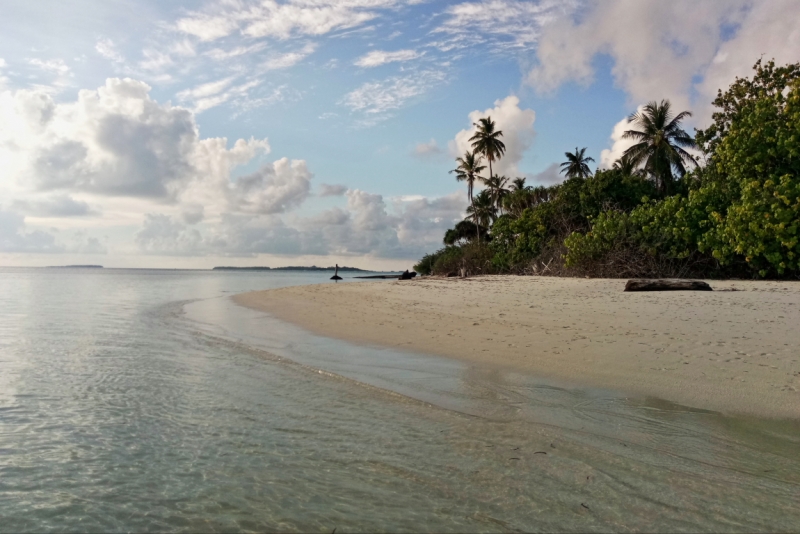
[0,208,61,253]
[413,139,442,159]
[135,213,206,256]
[529,163,562,186]
[228,157,312,214]
[599,114,637,170]
[527,0,800,122]
[10,195,96,218]
[0,78,272,211]
[354,49,421,68]
[450,95,536,177]
[131,189,467,259]
[318,183,348,197]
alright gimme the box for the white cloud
[176,77,263,113]
[0,208,61,253]
[0,78,289,225]
[318,183,348,197]
[261,43,316,71]
[413,138,442,159]
[176,0,395,42]
[432,0,569,53]
[95,39,125,64]
[229,157,312,214]
[10,195,96,218]
[341,69,447,118]
[450,95,536,178]
[130,188,467,259]
[599,114,637,170]
[529,162,562,186]
[354,49,421,68]
[135,213,207,256]
[527,0,800,123]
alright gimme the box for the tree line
[416,60,800,279]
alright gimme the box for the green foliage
[421,60,800,279]
[566,60,800,279]
[414,243,496,276]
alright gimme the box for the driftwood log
[625,279,712,292]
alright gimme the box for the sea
[0,267,798,532]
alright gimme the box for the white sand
[234,276,800,418]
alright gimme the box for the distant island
[213,265,374,272]
[47,265,104,269]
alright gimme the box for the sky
[1,0,798,270]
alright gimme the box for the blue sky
[1,0,798,269]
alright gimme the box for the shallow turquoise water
[0,267,798,532]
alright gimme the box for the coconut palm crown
[560,147,594,179]
[469,117,506,180]
[622,99,697,195]
[465,190,497,232]
[450,151,486,240]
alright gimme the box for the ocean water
[0,267,798,533]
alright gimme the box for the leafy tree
[450,150,486,240]
[622,100,697,195]
[470,117,506,181]
[511,177,527,191]
[560,147,594,179]
[443,220,487,245]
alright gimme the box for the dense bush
[565,60,800,278]
[418,60,800,279]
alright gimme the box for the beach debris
[398,270,417,280]
[624,279,712,292]
[533,451,547,455]
[581,503,590,510]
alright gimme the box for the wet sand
[234,276,800,419]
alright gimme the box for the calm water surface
[0,267,798,532]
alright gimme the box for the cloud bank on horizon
[0,0,798,268]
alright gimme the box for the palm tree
[483,174,510,213]
[511,177,527,191]
[469,117,506,181]
[612,153,645,177]
[560,147,594,179]
[466,190,497,234]
[622,99,697,195]
[449,151,486,240]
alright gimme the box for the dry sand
[234,276,800,419]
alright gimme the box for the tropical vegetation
[415,60,800,280]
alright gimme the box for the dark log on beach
[624,279,712,292]
[398,270,417,280]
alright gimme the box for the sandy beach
[234,276,800,419]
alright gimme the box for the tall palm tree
[622,99,697,195]
[465,190,497,235]
[511,177,527,191]
[483,174,510,213]
[469,117,506,181]
[449,151,486,240]
[560,147,594,179]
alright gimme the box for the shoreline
[234,276,800,419]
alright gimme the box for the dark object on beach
[354,273,404,279]
[398,270,417,280]
[446,272,458,277]
[624,279,712,292]
[330,264,342,281]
